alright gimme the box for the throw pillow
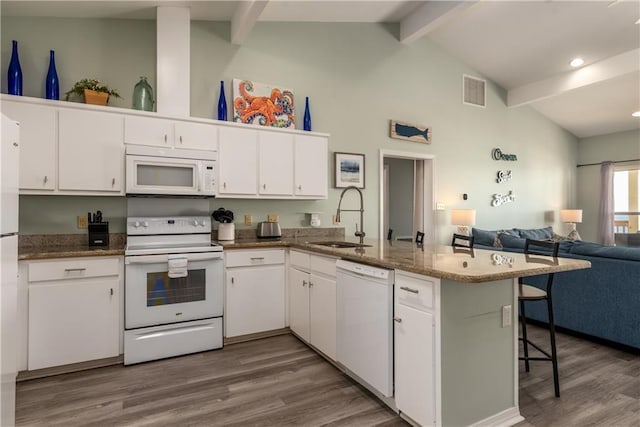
[551,232,571,241]
[472,228,498,247]
[498,233,527,250]
[567,229,581,241]
[516,226,554,240]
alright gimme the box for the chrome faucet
[336,185,365,244]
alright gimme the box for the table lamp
[560,209,582,240]
[451,209,476,236]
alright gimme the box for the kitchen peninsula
[18,236,590,426]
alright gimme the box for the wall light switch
[502,305,512,328]
[244,215,252,226]
[267,214,279,223]
[77,215,88,229]
[436,203,445,211]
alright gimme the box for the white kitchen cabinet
[259,131,293,196]
[288,250,337,360]
[2,100,56,191]
[394,271,440,427]
[124,115,218,151]
[58,109,124,193]
[224,249,285,337]
[294,134,328,198]
[25,256,123,371]
[218,126,258,195]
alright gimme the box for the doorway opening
[379,150,435,244]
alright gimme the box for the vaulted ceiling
[3,0,640,139]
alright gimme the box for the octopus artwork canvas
[232,79,295,129]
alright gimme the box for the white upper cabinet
[218,126,258,195]
[259,132,293,196]
[2,101,56,191]
[58,109,124,193]
[124,115,218,151]
[294,134,328,198]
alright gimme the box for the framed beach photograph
[334,152,365,189]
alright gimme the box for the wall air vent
[463,74,486,107]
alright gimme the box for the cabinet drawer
[396,273,435,311]
[28,257,120,282]
[225,249,284,268]
[310,254,337,277]
[289,250,310,269]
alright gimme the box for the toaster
[257,222,282,238]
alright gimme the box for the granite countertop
[18,234,126,260]
[19,233,591,283]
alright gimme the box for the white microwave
[126,145,217,196]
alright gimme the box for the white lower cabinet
[224,249,285,337]
[288,250,337,360]
[394,270,440,427]
[23,256,123,371]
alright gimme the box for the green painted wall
[576,129,640,243]
[2,16,579,240]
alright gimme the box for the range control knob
[133,221,141,228]
[193,220,200,226]
[143,221,149,228]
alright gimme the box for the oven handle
[125,252,224,265]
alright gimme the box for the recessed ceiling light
[570,58,585,68]
[632,111,640,118]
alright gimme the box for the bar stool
[519,238,561,397]
[451,233,474,248]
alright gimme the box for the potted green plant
[64,78,121,106]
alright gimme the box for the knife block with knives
[88,210,109,247]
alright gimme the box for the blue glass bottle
[217,80,227,121]
[45,50,59,100]
[303,97,312,131]
[7,40,23,96]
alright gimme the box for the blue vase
[45,50,59,100]
[217,80,227,121]
[7,40,23,96]
[303,96,312,131]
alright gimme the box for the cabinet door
[309,274,336,360]
[2,101,56,191]
[218,126,257,195]
[28,278,119,370]
[259,131,293,196]
[124,115,173,147]
[174,121,218,151]
[395,304,436,427]
[58,109,124,192]
[288,267,310,342]
[225,265,285,337]
[294,134,327,198]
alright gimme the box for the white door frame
[379,149,436,244]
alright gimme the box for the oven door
[125,252,223,329]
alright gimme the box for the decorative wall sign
[496,170,512,183]
[491,148,517,161]
[491,253,514,266]
[389,120,431,144]
[334,152,365,188]
[491,191,515,207]
[232,79,295,128]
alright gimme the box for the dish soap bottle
[132,76,154,111]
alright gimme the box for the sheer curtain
[598,161,615,246]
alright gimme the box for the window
[613,166,639,245]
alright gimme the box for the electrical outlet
[333,214,340,224]
[77,215,88,229]
[502,305,512,328]
[267,214,279,222]
[244,215,253,226]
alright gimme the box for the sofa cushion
[498,233,527,250]
[472,228,519,248]
[569,241,640,261]
[515,226,553,240]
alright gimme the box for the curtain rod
[576,158,640,168]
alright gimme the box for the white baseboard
[468,406,524,427]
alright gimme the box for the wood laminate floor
[15,325,639,427]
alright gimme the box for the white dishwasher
[336,259,394,399]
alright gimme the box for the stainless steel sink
[308,241,372,248]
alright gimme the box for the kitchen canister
[132,76,154,111]
[45,50,59,100]
[7,40,23,96]
[217,223,235,241]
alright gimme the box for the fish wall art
[233,79,295,129]
[389,120,432,144]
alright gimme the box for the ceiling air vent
[463,74,486,107]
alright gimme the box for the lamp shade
[451,209,476,226]
[560,209,582,223]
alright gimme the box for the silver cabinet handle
[164,134,168,143]
[250,257,265,261]
[179,135,183,144]
[400,286,419,294]
[64,268,86,272]
[223,182,227,189]
[43,175,48,184]
[110,288,114,296]
[263,184,266,189]
[309,282,313,287]
[13,142,18,147]
[112,178,116,186]
[394,317,402,323]
[302,280,307,287]
[298,185,302,190]
[231,277,234,284]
